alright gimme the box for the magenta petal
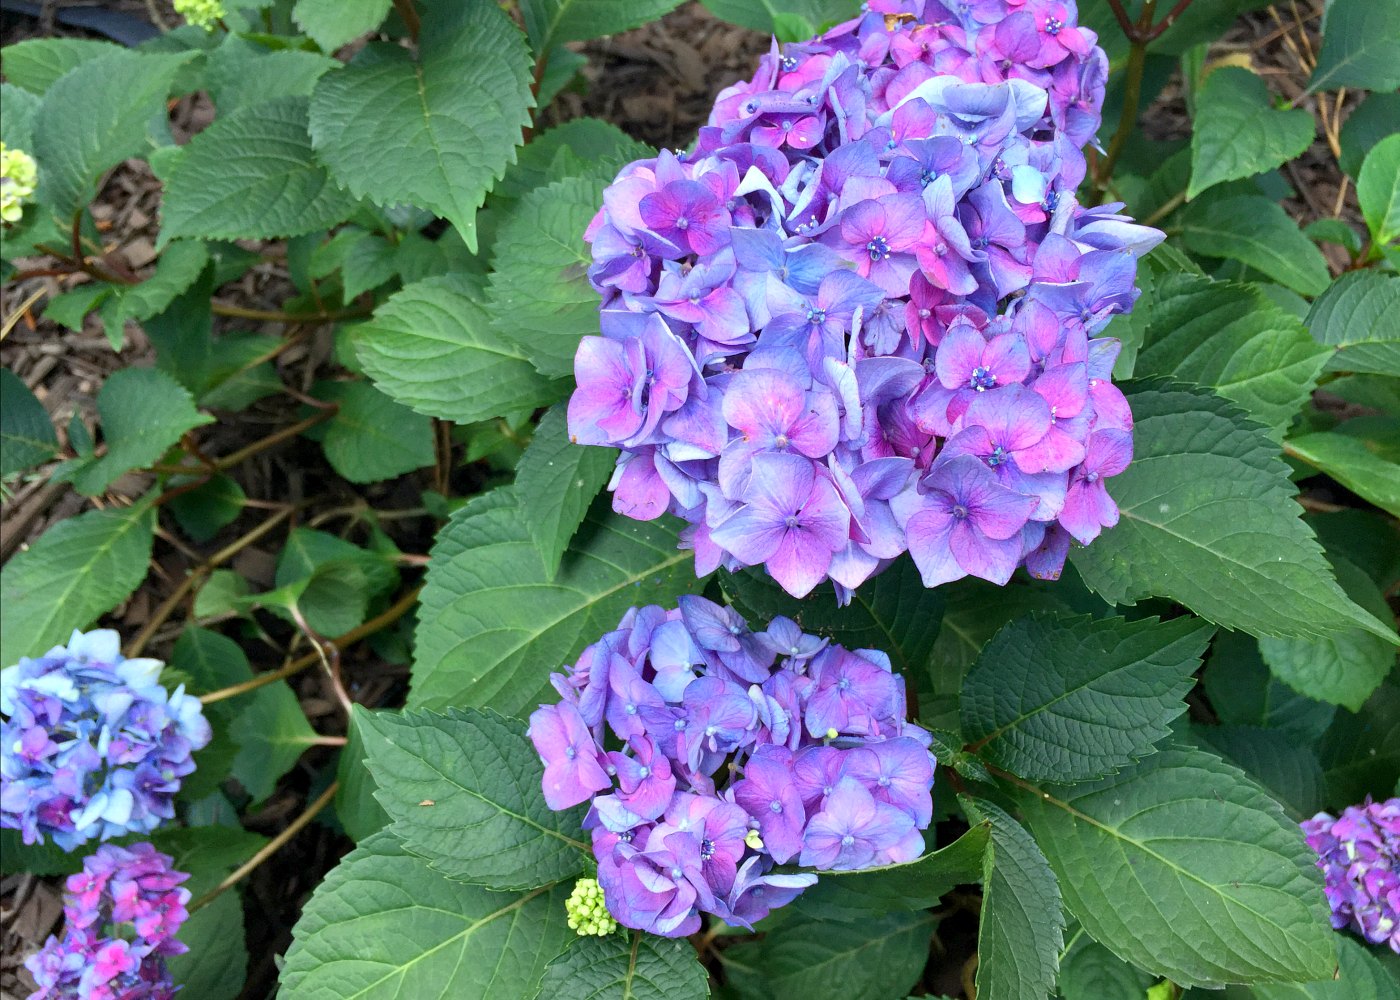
[710,505,787,563]
[723,368,805,440]
[950,521,1022,584]
[904,507,964,586]
[768,529,836,598]
[935,324,988,388]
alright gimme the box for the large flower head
[567,0,1157,601]
[529,601,936,937]
[1,629,213,850]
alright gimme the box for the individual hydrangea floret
[173,0,225,30]
[24,842,191,1000]
[1,629,213,850]
[1301,797,1400,952]
[1,143,39,223]
[566,877,620,936]
[529,599,935,937]
[568,0,1162,602]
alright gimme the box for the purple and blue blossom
[528,601,936,937]
[568,0,1160,601]
[1302,797,1400,952]
[24,841,191,999]
[1,629,213,850]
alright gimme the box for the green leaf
[410,487,697,716]
[0,38,121,93]
[1188,68,1314,200]
[229,681,320,802]
[698,0,859,34]
[966,798,1063,1000]
[61,368,212,496]
[168,474,246,544]
[722,555,944,680]
[1069,382,1395,644]
[0,501,155,667]
[927,578,1075,694]
[961,614,1214,783]
[517,404,617,576]
[1318,682,1400,806]
[311,380,434,484]
[160,97,358,243]
[487,171,608,379]
[204,36,338,114]
[1357,132,1400,247]
[354,706,587,890]
[1259,552,1395,711]
[1015,746,1335,988]
[169,625,250,800]
[0,367,57,476]
[1202,631,1336,740]
[1308,0,1400,93]
[1189,724,1326,819]
[1180,196,1330,297]
[793,822,989,923]
[280,830,571,1000]
[293,0,392,51]
[1133,273,1329,436]
[339,231,400,300]
[276,527,398,601]
[1339,92,1400,178]
[533,933,710,1000]
[308,3,533,252]
[353,275,561,423]
[0,84,40,151]
[494,119,651,205]
[1306,270,1400,376]
[1058,939,1153,1000]
[1253,935,1399,999]
[1288,419,1400,517]
[723,911,935,1000]
[336,716,390,843]
[33,50,192,217]
[522,0,686,51]
[113,240,210,327]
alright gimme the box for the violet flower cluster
[1301,797,1400,952]
[1,629,212,850]
[569,0,1161,600]
[24,842,191,1000]
[528,598,935,937]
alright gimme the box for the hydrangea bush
[1,0,1397,998]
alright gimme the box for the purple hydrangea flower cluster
[1301,797,1400,952]
[569,0,1162,600]
[1,629,212,850]
[24,842,191,1000]
[528,597,935,937]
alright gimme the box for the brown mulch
[0,2,1366,997]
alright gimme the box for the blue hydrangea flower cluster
[528,598,935,937]
[1,629,212,850]
[1302,797,1400,952]
[25,842,191,1000]
[569,0,1162,600]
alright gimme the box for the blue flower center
[920,168,937,188]
[838,678,851,691]
[866,236,891,262]
[807,307,827,325]
[952,504,970,520]
[1044,16,1063,35]
[781,55,798,71]
[639,766,651,777]
[671,866,684,879]
[878,776,891,787]
[1086,471,1101,483]
[784,514,800,529]
[565,746,577,759]
[770,800,783,813]
[674,719,687,731]
[841,834,856,846]
[969,366,997,391]
[625,703,637,715]
[987,445,1007,467]
[675,216,690,231]
[700,838,716,860]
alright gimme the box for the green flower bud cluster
[565,878,618,937]
[173,0,225,29]
[1,144,38,224]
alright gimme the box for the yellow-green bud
[173,0,225,29]
[825,727,839,740]
[565,878,618,937]
[0,144,38,224]
[745,829,765,850]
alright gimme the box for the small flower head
[532,602,933,937]
[1,143,39,223]
[24,842,190,999]
[1302,797,1400,952]
[1,629,213,849]
[566,878,619,937]
[173,0,225,29]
